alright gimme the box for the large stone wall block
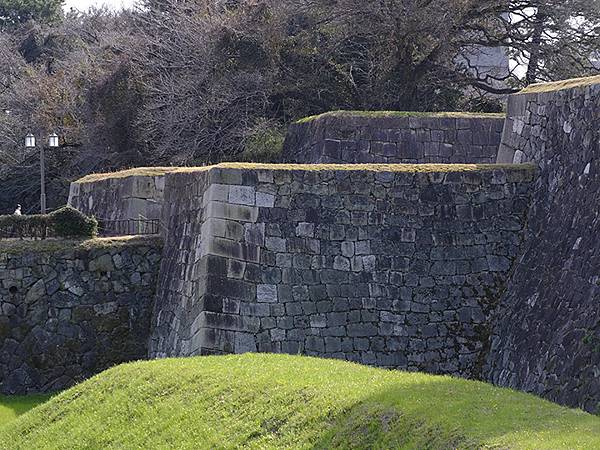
[208,168,243,185]
[281,112,506,164]
[205,202,259,223]
[69,173,170,222]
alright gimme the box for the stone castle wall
[68,174,166,223]
[31,76,600,414]
[149,169,211,356]
[486,77,600,412]
[282,112,505,165]
[0,237,162,394]
[149,164,534,378]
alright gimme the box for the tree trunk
[525,8,547,85]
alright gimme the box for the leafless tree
[1,0,599,212]
[0,8,140,213]
[131,0,278,164]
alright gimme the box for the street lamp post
[25,132,60,214]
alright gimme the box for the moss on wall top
[0,235,163,255]
[75,166,213,184]
[295,110,506,124]
[76,167,184,184]
[211,162,535,173]
[519,75,600,95]
[73,162,536,183]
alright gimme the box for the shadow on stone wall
[486,79,600,413]
[0,236,162,394]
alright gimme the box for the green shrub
[237,124,285,163]
[49,206,98,238]
[0,214,50,239]
[0,206,97,239]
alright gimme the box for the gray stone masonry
[281,112,505,164]
[149,169,210,356]
[0,236,162,394]
[58,77,600,414]
[149,164,534,379]
[487,78,600,413]
[68,174,166,223]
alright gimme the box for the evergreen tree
[0,0,64,28]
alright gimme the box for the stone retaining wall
[68,174,166,223]
[57,77,600,413]
[149,169,211,356]
[486,77,600,412]
[0,236,162,394]
[68,113,505,225]
[149,164,534,378]
[282,112,505,164]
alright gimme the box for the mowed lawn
[0,354,598,449]
[0,394,51,428]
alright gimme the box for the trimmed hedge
[50,207,98,238]
[0,206,98,239]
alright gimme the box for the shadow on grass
[311,376,600,450]
[0,394,52,427]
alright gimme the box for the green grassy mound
[0,395,51,427]
[0,354,598,449]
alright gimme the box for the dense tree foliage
[0,0,598,213]
[0,0,64,29]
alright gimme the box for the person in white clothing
[14,204,21,215]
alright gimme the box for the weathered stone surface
[281,113,505,164]
[68,174,166,230]
[149,165,533,379]
[0,237,162,394]
[486,79,600,413]
[89,254,114,272]
[60,80,600,414]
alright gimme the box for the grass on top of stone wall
[0,354,598,449]
[520,75,600,94]
[75,167,183,184]
[73,162,536,183]
[295,110,506,124]
[0,235,163,255]
[212,162,535,173]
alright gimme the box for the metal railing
[97,217,161,237]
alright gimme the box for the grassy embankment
[0,235,162,255]
[0,354,598,449]
[0,395,51,427]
